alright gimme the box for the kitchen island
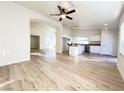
[69,45,85,56]
[69,43,101,56]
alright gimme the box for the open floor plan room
[0,1,124,91]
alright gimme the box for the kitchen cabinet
[90,46,101,54]
[89,35,101,41]
[69,46,84,56]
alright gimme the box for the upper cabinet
[89,35,101,41]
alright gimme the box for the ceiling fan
[50,5,76,21]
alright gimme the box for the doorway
[30,35,40,52]
[62,37,70,54]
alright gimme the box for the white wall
[63,25,72,39]
[101,29,118,56]
[72,30,101,37]
[62,25,72,52]
[118,54,124,80]
[30,22,56,57]
[56,27,63,53]
[117,12,124,80]
[0,2,62,66]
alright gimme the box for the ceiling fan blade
[66,16,73,20]
[66,9,76,14]
[57,5,62,12]
[50,14,60,16]
[59,18,62,21]
[62,8,65,13]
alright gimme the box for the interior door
[31,35,40,49]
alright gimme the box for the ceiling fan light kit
[50,5,76,21]
[60,14,66,18]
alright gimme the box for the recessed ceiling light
[104,24,108,26]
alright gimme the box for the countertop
[70,43,101,47]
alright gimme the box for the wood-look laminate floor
[0,53,124,91]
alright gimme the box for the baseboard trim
[0,59,30,68]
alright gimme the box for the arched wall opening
[30,19,63,58]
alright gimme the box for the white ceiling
[16,1,124,30]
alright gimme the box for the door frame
[30,35,40,50]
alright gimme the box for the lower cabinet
[69,46,85,56]
[90,46,101,54]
